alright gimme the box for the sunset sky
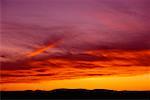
[1,0,150,91]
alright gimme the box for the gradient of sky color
[1,0,150,90]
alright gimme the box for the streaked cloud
[1,0,150,83]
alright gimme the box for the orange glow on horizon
[1,74,150,91]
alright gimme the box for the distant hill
[1,89,150,99]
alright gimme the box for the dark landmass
[1,89,150,99]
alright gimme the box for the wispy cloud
[1,0,150,83]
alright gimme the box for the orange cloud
[26,39,63,57]
[1,49,150,84]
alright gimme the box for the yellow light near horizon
[1,74,150,91]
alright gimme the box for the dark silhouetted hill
[1,89,150,99]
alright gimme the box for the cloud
[33,73,55,76]
[1,0,150,83]
[1,23,150,82]
[1,74,27,77]
[1,61,32,70]
[1,50,150,83]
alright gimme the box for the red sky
[1,0,150,91]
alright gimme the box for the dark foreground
[1,89,150,99]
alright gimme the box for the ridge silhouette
[1,89,150,99]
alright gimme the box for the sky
[0,0,150,91]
